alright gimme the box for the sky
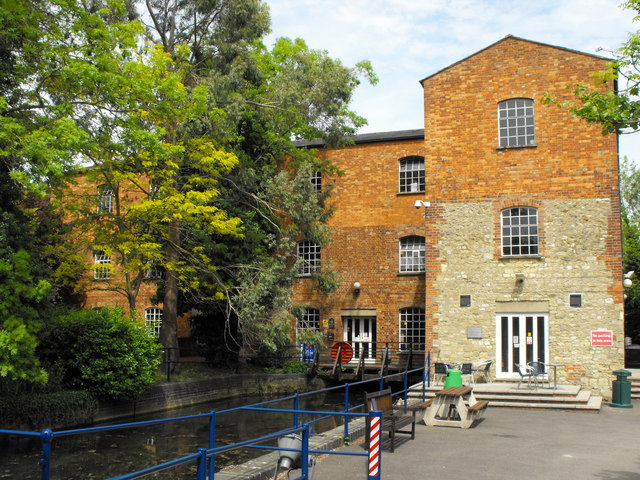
[264,0,640,161]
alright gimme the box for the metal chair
[515,363,538,389]
[460,362,474,385]
[473,360,493,383]
[528,361,550,388]
[433,362,449,384]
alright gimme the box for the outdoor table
[544,363,564,389]
[424,386,487,428]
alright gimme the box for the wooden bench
[364,388,432,452]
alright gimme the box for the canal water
[0,389,354,479]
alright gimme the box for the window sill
[496,144,537,151]
[499,255,542,261]
[397,271,426,277]
[397,191,426,196]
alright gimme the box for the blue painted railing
[1,352,432,479]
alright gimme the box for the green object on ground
[611,369,633,408]
[444,369,463,389]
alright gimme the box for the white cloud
[266,0,639,158]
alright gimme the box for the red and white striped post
[368,411,382,480]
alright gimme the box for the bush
[38,308,161,400]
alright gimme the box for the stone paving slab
[310,400,640,480]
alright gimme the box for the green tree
[542,1,640,134]
[620,158,640,341]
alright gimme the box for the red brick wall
[293,37,622,352]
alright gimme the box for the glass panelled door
[496,314,548,377]
[344,316,377,362]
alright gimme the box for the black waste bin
[611,369,633,408]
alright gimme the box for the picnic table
[424,386,488,428]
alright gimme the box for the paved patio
[310,400,640,479]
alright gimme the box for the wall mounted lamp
[353,281,361,294]
[515,273,525,284]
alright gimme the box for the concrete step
[408,382,601,411]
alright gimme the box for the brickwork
[293,37,623,395]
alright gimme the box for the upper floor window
[399,307,425,350]
[399,236,425,273]
[97,185,114,213]
[311,171,322,193]
[144,261,162,280]
[498,98,535,148]
[145,307,163,338]
[399,156,425,193]
[297,308,320,332]
[297,240,321,275]
[94,251,111,279]
[501,207,539,256]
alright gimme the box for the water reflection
[0,389,350,479]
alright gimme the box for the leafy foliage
[38,307,161,400]
[542,1,640,135]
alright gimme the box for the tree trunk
[160,219,180,372]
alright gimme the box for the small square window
[460,295,471,307]
[569,294,582,308]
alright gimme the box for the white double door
[344,316,376,362]
[496,314,548,378]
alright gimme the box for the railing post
[343,383,350,444]
[424,351,431,401]
[403,371,408,407]
[196,448,207,480]
[39,429,52,480]
[367,411,382,480]
[301,424,310,479]
[293,393,299,428]
[208,410,216,479]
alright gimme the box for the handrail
[1,351,433,479]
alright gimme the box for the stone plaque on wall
[467,327,482,339]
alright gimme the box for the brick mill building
[292,35,625,394]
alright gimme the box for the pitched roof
[419,34,613,85]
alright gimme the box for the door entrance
[343,316,376,362]
[496,314,548,378]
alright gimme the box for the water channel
[0,389,355,479]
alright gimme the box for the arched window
[399,236,425,273]
[145,308,163,338]
[93,251,111,279]
[97,185,114,213]
[498,98,536,148]
[297,240,321,275]
[501,207,539,256]
[399,156,425,193]
[399,307,425,350]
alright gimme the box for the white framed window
[399,307,425,350]
[399,156,425,193]
[297,240,321,275]
[311,171,322,193]
[498,98,536,148]
[97,185,114,213]
[297,308,320,332]
[399,236,425,273]
[93,251,111,279]
[143,257,162,279]
[145,308,163,338]
[501,207,539,257]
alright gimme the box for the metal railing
[1,352,433,480]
